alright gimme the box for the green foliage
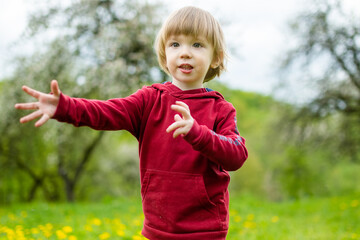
[205,81,360,201]
[328,163,360,196]
[278,147,314,199]
[278,0,360,160]
[206,81,282,198]
[0,0,165,204]
[78,131,140,200]
[270,0,360,200]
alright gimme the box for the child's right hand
[14,80,61,127]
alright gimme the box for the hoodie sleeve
[52,87,150,137]
[183,104,248,171]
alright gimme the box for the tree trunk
[27,178,43,202]
[58,131,105,202]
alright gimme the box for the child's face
[165,34,217,90]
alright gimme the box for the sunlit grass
[0,194,359,239]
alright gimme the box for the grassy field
[0,194,359,240]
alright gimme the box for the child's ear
[210,51,223,69]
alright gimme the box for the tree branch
[73,131,105,183]
[322,21,360,91]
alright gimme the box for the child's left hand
[166,101,194,138]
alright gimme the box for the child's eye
[193,43,202,48]
[170,42,180,47]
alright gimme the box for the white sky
[1,0,359,95]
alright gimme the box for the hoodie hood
[151,82,225,100]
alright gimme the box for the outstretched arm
[14,80,61,127]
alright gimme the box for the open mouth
[179,64,193,73]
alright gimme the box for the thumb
[51,80,61,97]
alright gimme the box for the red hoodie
[53,82,248,240]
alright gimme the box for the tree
[278,0,360,162]
[0,0,165,203]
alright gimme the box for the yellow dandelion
[15,229,25,238]
[15,226,25,238]
[46,223,53,230]
[56,230,67,239]
[69,235,78,240]
[43,230,52,238]
[351,233,359,239]
[15,225,23,230]
[62,226,73,233]
[132,236,143,240]
[112,219,126,230]
[117,222,126,230]
[31,228,39,234]
[112,219,121,225]
[5,228,15,237]
[351,200,359,208]
[246,214,255,221]
[117,230,125,237]
[229,210,238,216]
[8,213,17,221]
[133,219,142,226]
[99,232,111,240]
[243,221,256,229]
[340,202,347,210]
[271,216,279,223]
[234,216,242,223]
[84,225,93,232]
[92,218,102,226]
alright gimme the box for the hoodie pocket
[141,170,223,233]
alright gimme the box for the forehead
[166,34,209,42]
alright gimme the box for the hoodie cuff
[52,93,70,122]
[183,119,206,147]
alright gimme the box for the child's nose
[180,46,192,59]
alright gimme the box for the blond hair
[154,6,228,82]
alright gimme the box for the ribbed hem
[183,119,203,144]
[142,224,227,240]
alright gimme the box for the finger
[22,86,43,99]
[15,102,39,110]
[20,110,43,124]
[172,127,187,138]
[166,121,185,133]
[35,114,50,127]
[175,101,190,111]
[51,80,61,97]
[171,105,191,120]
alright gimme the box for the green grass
[228,194,360,240]
[0,194,359,240]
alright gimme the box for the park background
[0,0,359,239]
